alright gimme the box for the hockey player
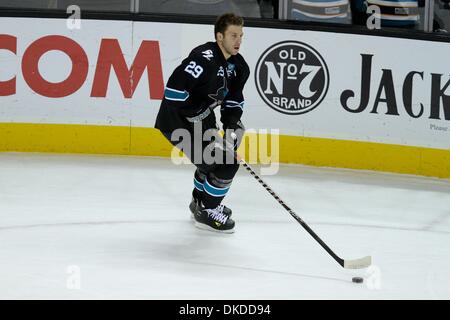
[155,13,250,233]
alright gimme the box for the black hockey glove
[224,120,245,150]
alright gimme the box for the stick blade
[343,256,372,269]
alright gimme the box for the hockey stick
[219,133,371,269]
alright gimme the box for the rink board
[1,123,449,179]
[0,17,449,178]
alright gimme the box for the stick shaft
[237,156,345,267]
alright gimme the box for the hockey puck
[352,277,364,283]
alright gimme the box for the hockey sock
[202,173,233,209]
[193,168,207,202]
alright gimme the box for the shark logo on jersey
[202,49,214,61]
[208,77,228,108]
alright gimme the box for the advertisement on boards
[1,17,449,151]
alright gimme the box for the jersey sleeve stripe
[223,100,244,110]
[164,87,190,101]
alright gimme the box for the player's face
[218,25,243,58]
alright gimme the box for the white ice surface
[0,153,449,299]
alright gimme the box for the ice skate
[192,204,235,233]
[189,193,232,218]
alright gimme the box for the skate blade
[194,221,235,234]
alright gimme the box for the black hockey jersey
[155,41,250,134]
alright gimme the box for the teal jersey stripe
[164,87,189,101]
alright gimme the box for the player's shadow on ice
[148,225,349,285]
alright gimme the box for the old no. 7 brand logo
[255,41,329,115]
